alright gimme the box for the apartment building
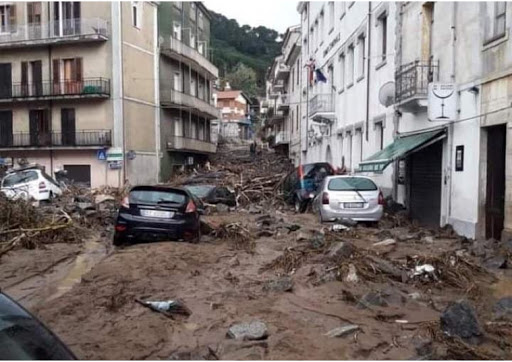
[0,1,160,188]
[296,2,396,195]
[265,25,302,162]
[381,2,512,240]
[0,1,219,187]
[158,2,219,180]
[215,88,252,141]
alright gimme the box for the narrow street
[1,142,511,360]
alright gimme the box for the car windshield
[184,185,215,198]
[0,294,75,360]
[328,177,377,191]
[130,189,187,205]
[2,171,39,188]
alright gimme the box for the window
[61,108,76,146]
[296,105,299,131]
[357,35,365,79]
[495,2,506,37]
[348,1,355,8]
[173,21,181,40]
[296,59,300,85]
[173,72,181,92]
[291,66,295,92]
[339,53,345,90]
[328,2,334,31]
[375,122,384,150]
[347,45,354,85]
[327,65,334,93]
[378,14,388,62]
[198,11,204,30]
[354,128,363,166]
[485,2,507,42]
[190,77,196,97]
[132,2,142,29]
[340,2,346,19]
[0,4,14,33]
[190,2,196,21]
[320,13,324,43]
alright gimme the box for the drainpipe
[447,2,457,222]
[365,2,371,142]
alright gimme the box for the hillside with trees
[210,11,282,97]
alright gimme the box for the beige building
[0,1,174,188]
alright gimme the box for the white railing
[164,36,219,78]
[308,93,335,116]
[275,131,290,145]
[0,18,109,45]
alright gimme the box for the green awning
[359,129,446,172]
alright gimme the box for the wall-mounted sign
[108,160,123,170]
[127,150,136,160]
[455,145,464,172]
[106,147,124,162]
[97,149,107,161]
[428,83,457,121]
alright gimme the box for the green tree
[225,63,258,97]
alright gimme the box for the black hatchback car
[281,163,335,212]
[113,185,204,246]
[0,291,76,359]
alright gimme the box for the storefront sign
[428,83,457,121]
[108,160,123,170]
[106,147,124,162]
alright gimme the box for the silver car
[312,175,384,223]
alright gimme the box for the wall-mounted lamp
[468,86,479,95]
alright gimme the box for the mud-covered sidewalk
[1,142,512,360]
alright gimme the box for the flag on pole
[304,58,316,87]
[315,69,327,83]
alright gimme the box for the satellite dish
[379,81,396,107]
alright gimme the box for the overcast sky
[203,0,300,34]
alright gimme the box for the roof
[217,90,252,104]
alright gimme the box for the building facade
[296,1,396,196]
[215,89,252,141]
[0,1,218,187]
[158,2,218,181]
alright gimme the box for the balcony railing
[161,36,218,78]
[308,93,335,117]
[0,78,110,102]
[166,135,217,154]
[0,18,109,48]
[395,60,438,103]
[275,131,290,145]
[278,94,289,110]
[0,130,112,148]
[161,88,219,119]
[275,64,290,81]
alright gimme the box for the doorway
[408,140,443,226]
[29,109,50,146]
[0,110,13,146]
[485,124,506,239]
[0,63,12,98]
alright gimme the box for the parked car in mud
[0,165,62,202]
[0,292,76,359]
[281,163,335,212]
[312,175,384,223]
[113,185,205,246]
[183,184,236,207]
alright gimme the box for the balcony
[272,80,285,93]
[275,64,290,81]
[0,78,110,103]
[308,93,335,123]
[275,131,290,145]
[395,60,439,112]
[166,135,217,154]
[0,130,112,150]
[160,36,218,78]
[161,88,220,119]
[277,94,289,111]
[0,18,109,49]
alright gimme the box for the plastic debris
[136,298,192,318]
[413,264,435,276]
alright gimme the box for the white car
[1,168,63,202]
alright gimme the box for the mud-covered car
[183,184,236,207]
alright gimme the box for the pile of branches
[0,194,84,259]
[211,222,255,252]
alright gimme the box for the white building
[297,1,397,196]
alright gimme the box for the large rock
[359,291,388,308]
[440,301,482,344]
[263,276,293,293]
[227,321,268,341]
[327,241,355,260]
[493,297,512,321]
[310,231,326,249]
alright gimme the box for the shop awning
[358,129,446,172]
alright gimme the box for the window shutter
[73,2,81,19]
[9,5,17,33]
[75,58,82,81]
